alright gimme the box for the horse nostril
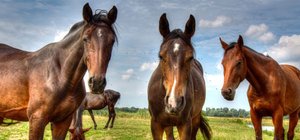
[164,96,169,105]
[180,96,184,106]
[88,77,94,86]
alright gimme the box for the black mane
[163,29,192,47]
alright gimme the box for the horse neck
[243,47,277,92]
[56,25,87,89]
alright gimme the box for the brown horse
[69,89,120,140]
[0,3,117,139]
[148,13,211,140]
[85,89,120,130]
[220,35,300,140]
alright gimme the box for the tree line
[91,107,250,118]
[204,107,250,118]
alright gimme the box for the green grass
[1,111,300,140]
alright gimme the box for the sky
[0,0,300,110]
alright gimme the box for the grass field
[1,110,300,140]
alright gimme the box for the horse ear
[237,35,244,47]
[159,13,170,38]
[108,6,118,24]
[69,129,75,133]
[184,14,196,39]
[219,37,229,50]
[83,127,92,133]
[82,3,93,23]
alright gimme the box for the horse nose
[221,88,232,95]
[165,96,185,114]
[221,88,234,101]
[88,76,106,94]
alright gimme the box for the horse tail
[199,114,212,140]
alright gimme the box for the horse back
[0,44,30,60]
[280,64,300,114]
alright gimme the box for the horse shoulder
[148,65,165,118]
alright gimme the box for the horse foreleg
[177,119,192,140]
[287,111,299,140]
[51,114,73,140]
[88,110,97,130]
[250,109,262,140]
[151,119,164,140]
[272,108,284,140]
[164,126,175,140]
[28,115,48,140]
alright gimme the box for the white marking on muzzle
[168,79,177,108]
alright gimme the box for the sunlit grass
[1,111,300,140]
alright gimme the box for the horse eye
[159,55,163,60]
[236,61,242,66]
[188,56,194,61]
[83,37,88,42]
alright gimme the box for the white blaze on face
[168,78,177,108]
[174,43,180,53]
[97,29,103,37]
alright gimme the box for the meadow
[1,109,300,140]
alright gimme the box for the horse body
[220,36,300,140]
[69,89,120,139]
[83,89,120,129]
[0,3,117,139]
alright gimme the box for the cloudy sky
[1,0,300,110]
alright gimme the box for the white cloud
[122,69,134,80]
[245,24,275,43]
[267,34,300,68]
[54,30,68,42]
[199,16,231,28]
[140,62,159,71]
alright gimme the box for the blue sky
[0,0,300,110]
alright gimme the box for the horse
[148,13,212,140]
[69,89,120,140]
[219,35,300,140]
[0,3,117,139]
[84,89,120,129]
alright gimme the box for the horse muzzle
[221,88,236,101]
[164,96,185,115]
[88,76,106,94]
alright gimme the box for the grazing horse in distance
[148,13,211,140]
[220,35,300,140]
[69,89,120,140]
[0,3,117,139]
[84,89,120,129]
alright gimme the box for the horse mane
[161,29,195,53]
[224,42,269,57]
[63,10,118,43]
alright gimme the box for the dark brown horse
[0,3,117,139]
[69,89,120,140]
[84,89,120,130]
[148,13,211,140]
[220,35,300,140]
